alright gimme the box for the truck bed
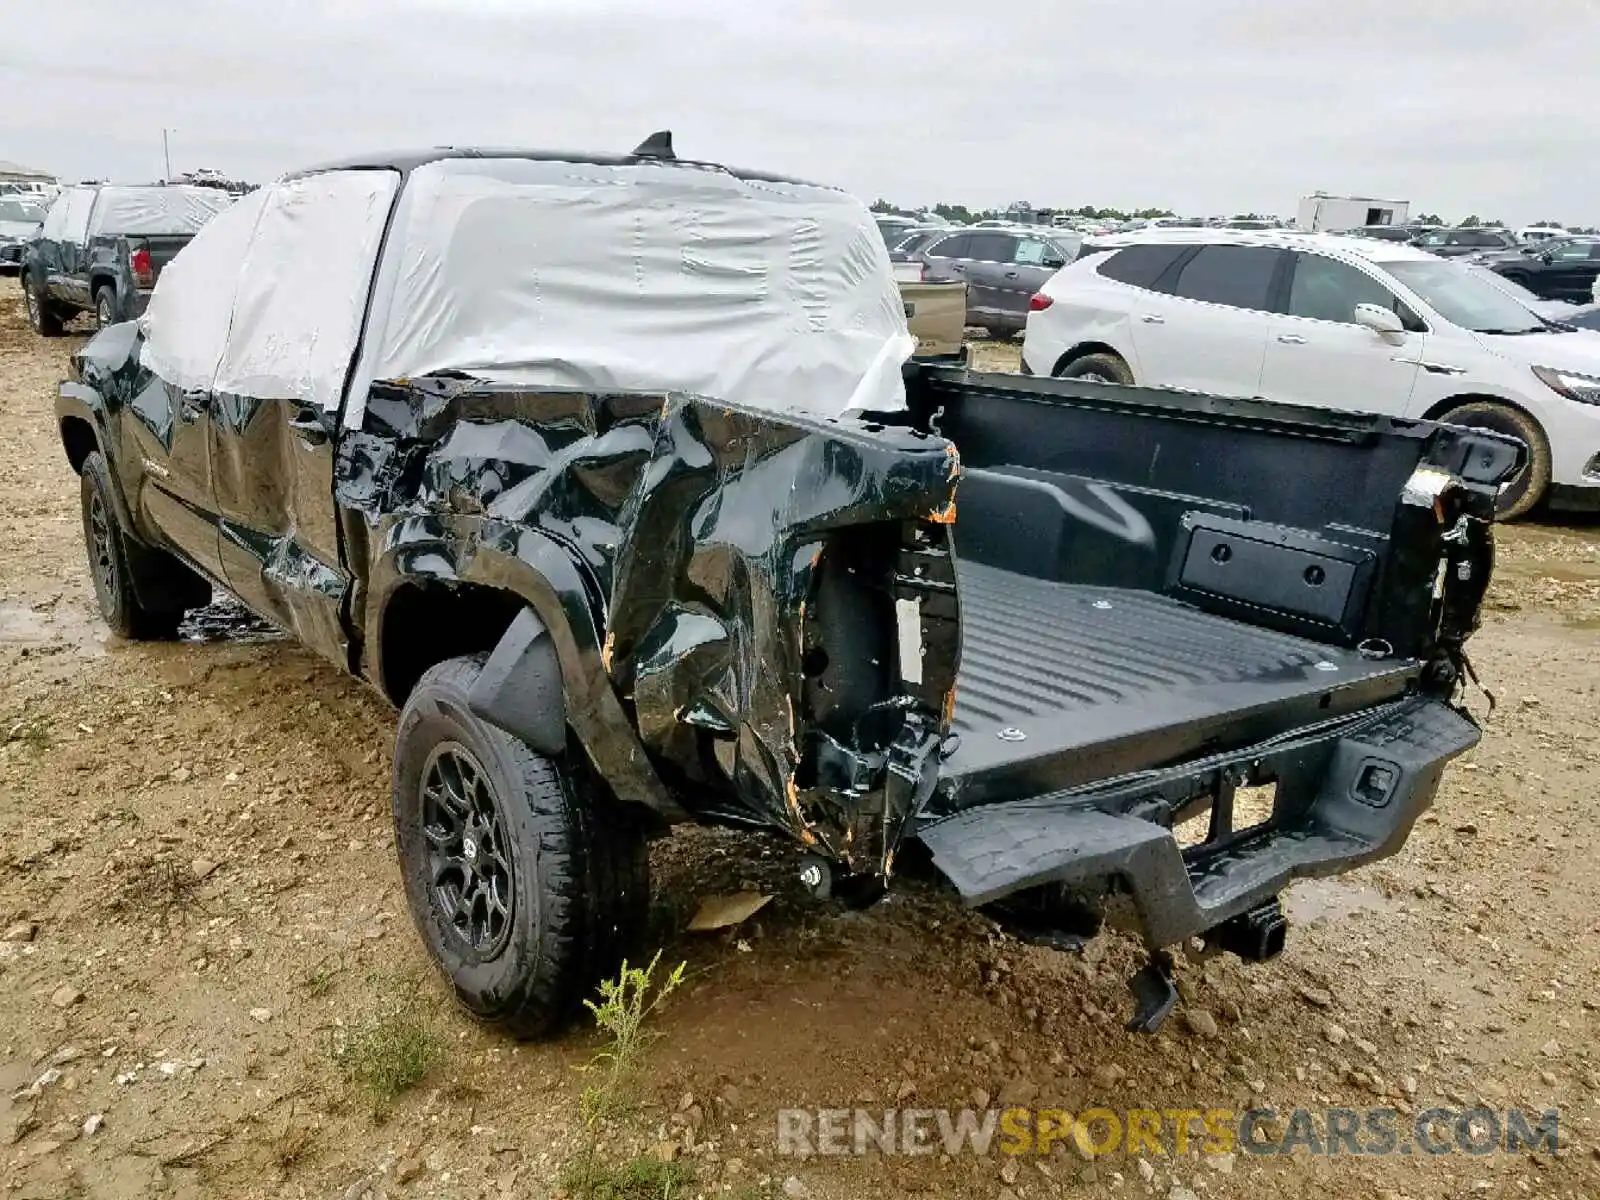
[940,559,1419,805]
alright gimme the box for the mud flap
[467,607,566,757]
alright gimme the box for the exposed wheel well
[60,417,98,474]
[89,274,116,297]
[379,580,528,706]
[1051,342,1126,377]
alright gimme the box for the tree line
[873,199,1593,232]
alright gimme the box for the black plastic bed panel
[938,561,1419,807]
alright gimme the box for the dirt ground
[0,303,1596,1200]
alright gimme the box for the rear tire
[23,274,64,337]
[94,285,117,329]
[1056,352,1134,385]
[393,655,651,1039]
[79,452,203,638]
[1437,400,1551,520]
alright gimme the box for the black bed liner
[939,561,1421,807]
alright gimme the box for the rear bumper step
[914,696,1477,949]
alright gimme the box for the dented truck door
[210,392,349,662]
[207,170,402,666]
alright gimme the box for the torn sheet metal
[337,378,962,870]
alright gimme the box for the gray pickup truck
[22,183,232,333]
[56,136,1516,1037]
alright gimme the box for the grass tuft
[558,1153,694,1200]
[4,719,51,751]
[332,995,442,1112]
[270,1111,316,1176]
[106,854,206,924]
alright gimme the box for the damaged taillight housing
[893,518,961,723]
[798,519,960,753]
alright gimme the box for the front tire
[79,452,203,638]
[393,655,650,1039]
[1438,400,1551,520]
[1056,352,1134,385]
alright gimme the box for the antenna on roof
[631,131,675,160]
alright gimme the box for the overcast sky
[4,0,1594,224]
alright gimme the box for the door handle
[1276,333,1308,344]
[1139,313,1165,324]
[1004,271,1019,279]
[287,410,330,445]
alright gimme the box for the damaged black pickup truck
[56,136,1518,1036]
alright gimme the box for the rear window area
[90,186,234,237]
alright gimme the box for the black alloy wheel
[420,741,516,960]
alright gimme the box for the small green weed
[298,955,342,999]
[558,1152,694,1200]
[580,951,688,1121]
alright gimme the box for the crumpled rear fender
[366,512,683,819]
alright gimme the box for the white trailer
[1296,193,1411,232]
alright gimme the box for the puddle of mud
[0,594,283,656]
[1283,877,1396,924]
[0,602,109,657]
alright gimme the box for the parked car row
[1465,262,1600,323]
[888,226,1080,337]
[1476,235,1600,302]
[1022,229,1600,518]
[1408,227,1521,257]
[19,183,233,333]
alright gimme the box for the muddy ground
[0,302,1596,1200]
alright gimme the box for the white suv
[1022,230,1600,518]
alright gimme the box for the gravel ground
[0,304,1596,1199]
